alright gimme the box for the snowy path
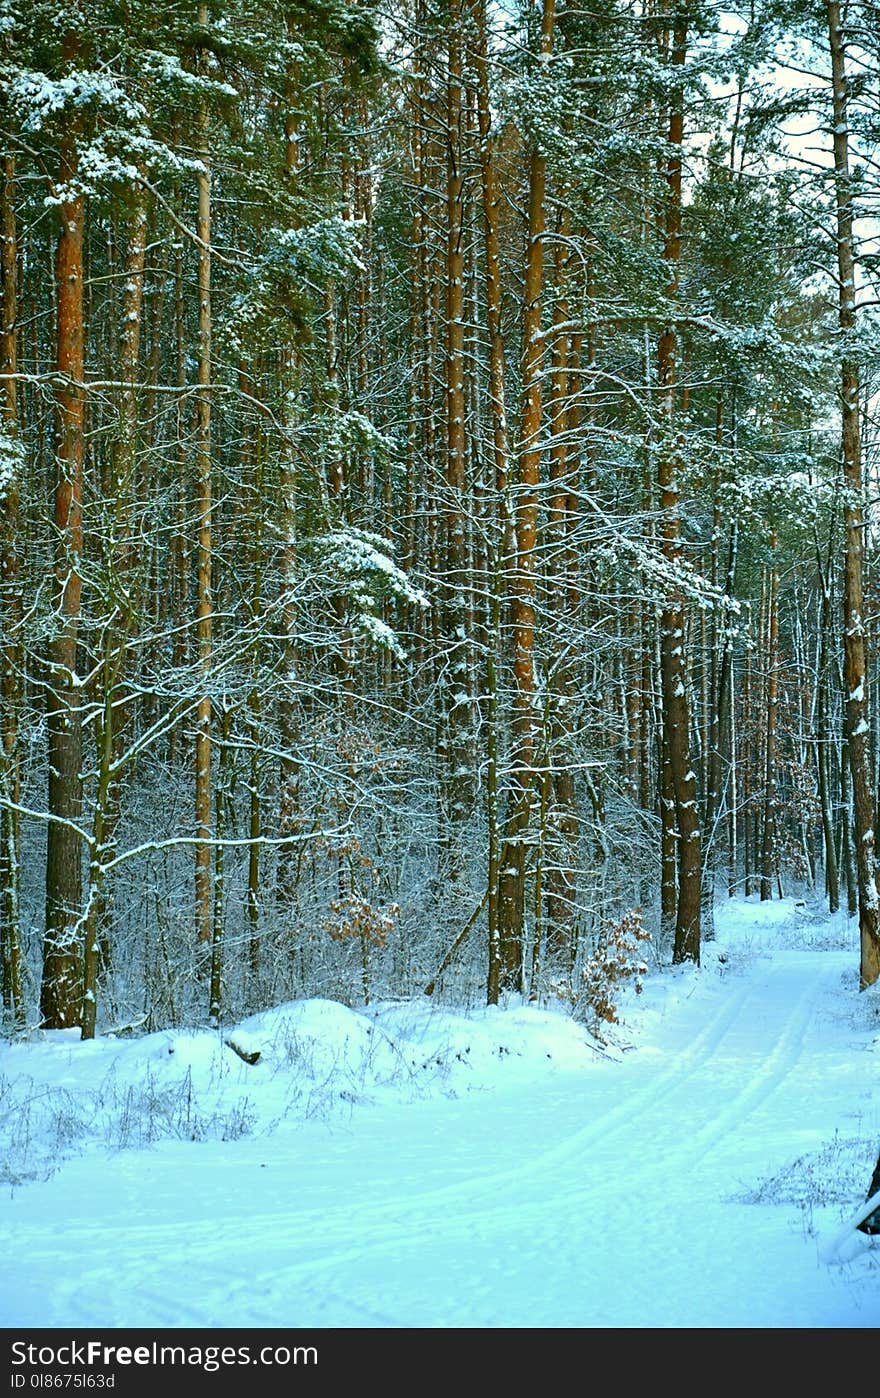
[1,905,878,1328]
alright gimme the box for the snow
[316,527,428,609]
[0,431,25,498]
[352,612,406,660]
[142,51,239,99]
[0,899,878,1328]
[9,70,145,131]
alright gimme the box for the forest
[2,0,880,1041]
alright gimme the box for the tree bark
[656,12,701,964]
[194,14,214,952]
[498,0,555,991]
[815,525,840,912]
[0,154,24,1024]
[827,0,880,986]
[83,192,148,1023]
[760,531,779,900]
[704,520,737,928]
[441,0,476,847]
[42,97,86,1028]
[471,0,511,1001]
[544,202,579,957]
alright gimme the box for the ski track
[5,969,758,1269]
[2,941,878,1328]
[2,970,754,1261]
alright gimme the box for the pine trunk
[498,0,555,991]
[760,531,779,900]
[816,527,840,912]
[42,108,86,1029]
[195,25,214,951]
[0,155,23,1024]
[704,521,737,928]
[657,14,700,965]
[441,1,476,849]
[827,0,880,985]
[471,0,511,1002]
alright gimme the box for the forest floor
[1,897,879,1328]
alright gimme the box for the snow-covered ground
[1,897,878,1328]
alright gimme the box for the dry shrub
[550,910,651,1033]
[321,893,400,948]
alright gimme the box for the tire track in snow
[681,959,838,1169]
[14,966,756,1272]
[534,955,840,1218]
[18,952,848,1326]
[33,965,775,1325]
[204,953,845,1307]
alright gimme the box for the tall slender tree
[827,0,880,987]
[655,7,701,964]
[42,30,87,1027]
[497,0,556,991]
[0,153,23,1023]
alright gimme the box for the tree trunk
[195,16,214,952]
[498,0,555,991]
[543,203,579,957]
[42,104,86,1029]
[80,634,116,1040]
[244,379,264,980]
[704,520,737,928]
[760,531,779,900]
[471,0,511,1002]
[85,191,148,1003]
[816,526,840,912]
[827,0,880,986]
[1,154,24,1024]
[277,351,302,917]
[210,703,232,1025]
[441,0,476,849]
[656,13,700,964]
[168,203,189,767]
